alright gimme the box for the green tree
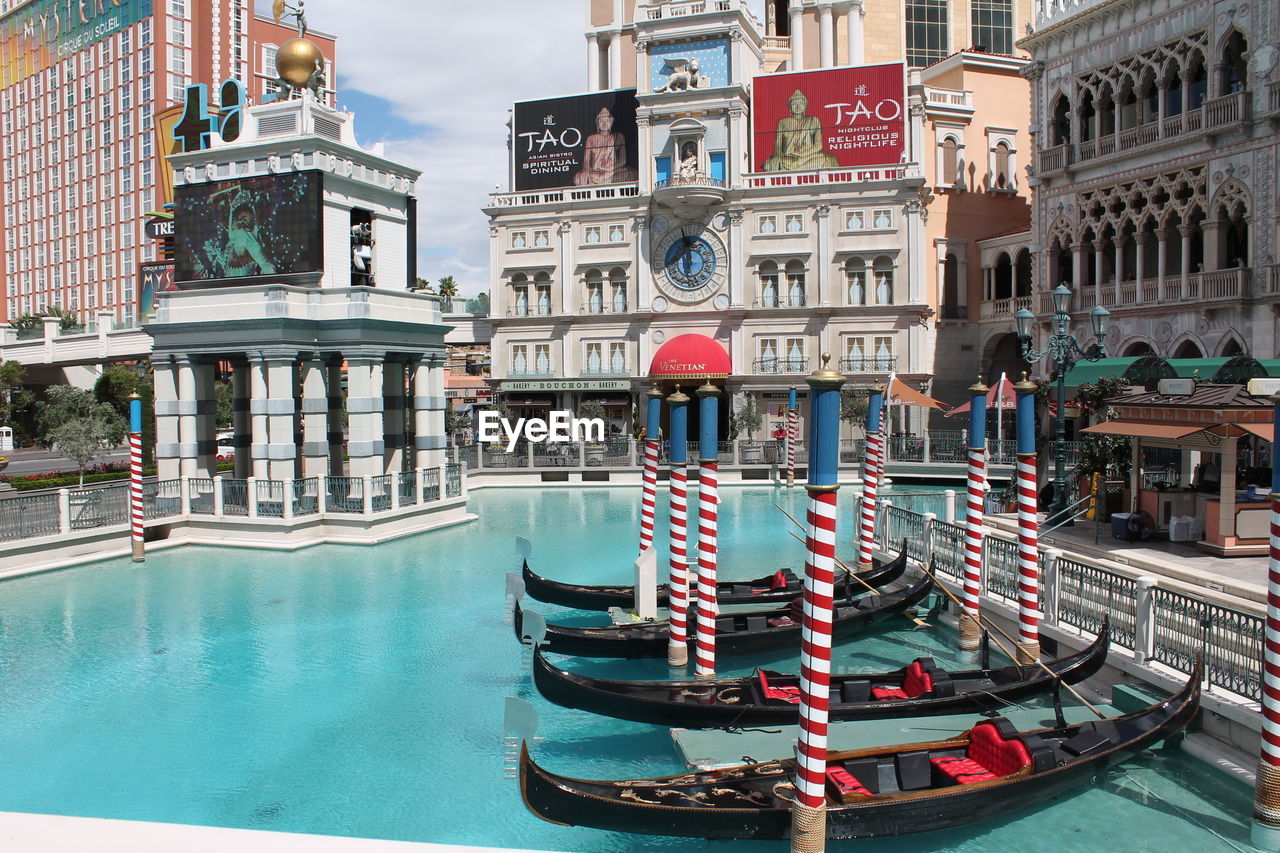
[36,386,127,484]
[437,276,458,311]
[576,398,606,422]
[214,378,233,429]
[728,393,762,439]
[839,388,870,426]
[412,277,433,293]
[464,292,490,314]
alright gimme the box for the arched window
[1172,339,1204,359]
[1097,84,1116,137]
[1079,89,1096,141]
[785,260,806,307]
[1186,54,1207,110]
[533,271,552,315]
[940,137,960,186]
[1163,65,1183,117]
[1219,31,1248,96]
[608,267,627,313]
[1014,248,1032,297]
[584,268,603,313]
[1051,95,1071,145]
[1118,80,1138,131]
[759,260,779,308]
[1219,337,1245,358]
[511,273,529,316]
[993,141,1012,189]
[873,256,894,305]
[994,252,1013,299]
[846,257,867,306]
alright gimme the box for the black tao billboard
[513,89,640,191]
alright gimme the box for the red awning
[946,374,1018,416]
[649,334,732,379]
[1236,423,1275,442]
[886,377,948,410]
[1079,421,1203,440]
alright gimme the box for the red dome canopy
[649,334,731,379]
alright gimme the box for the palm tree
[437,276,458,311]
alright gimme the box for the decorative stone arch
[981,331,1024,384]
[1120,338,1158,357]
[1216,331,1247,358]
[1214,27,1249,97]
[1166,333,1205,360]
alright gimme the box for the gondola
[513,572,933,659]
[520,545,909,612]
[531,618,1110,728]
[519,663,1200,840]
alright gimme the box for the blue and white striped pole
[791,354,845,852]
[694,380,720,678]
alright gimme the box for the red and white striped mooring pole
[1251,392,1280,847]
[786,385,798,488]
[960,378,988,650]
[791,354,844,852]
[693,380,720,679]
[666,387,691,668]
[1013,374,1040,664]
[638,386,662,555]
[129,392,145,563]
[854,384,884,569]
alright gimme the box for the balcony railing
[764,35,789,50]
[581,365,632,377]
[580,302,629,314]
[979,295,1032,321]
[1205,91,1250,129]
[1052,268,1253,315]
[922,86,973,109]
[646,0,737,18]
[506,304,554,317]
[839,357,895,373]
[488,183,640,209]
[753,294,806,308]
[1260,264,1280,297]
[1036,143,1072,173]
[753,357,809,375]
[654,173,727,191]
[745,164,917,188]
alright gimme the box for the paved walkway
[986,513,1268,607]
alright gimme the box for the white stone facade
[1021,0,1280,364]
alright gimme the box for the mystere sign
[0,0,150,87]
[501,380,630,392]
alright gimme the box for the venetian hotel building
[486,0,1036,437]
[0,0,334,327]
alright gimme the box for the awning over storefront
[649,334,731,379]
[1059,357,1137,387]
[1080,421,1204,440]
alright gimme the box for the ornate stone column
[249,354,270,479]
[1134,233,1147,299]
[586,32,601,91]
[413,356,447,469]
[790,4,804,70]
[845,1,864,65]
[346,355,385,478]
[1071,242,1085,298]
[1156,232,1169,300]
[1092,239,1105,306]
[383,358,406,474]
[264,354,298,481]
[608,32,623,90]
[818,2,834,67]
[153,358,181,481]
[300,355,329,479]
[194,359,216,478]
[1112,236,1124,303]
[177,356,199,479]
[1179,223,1193,296]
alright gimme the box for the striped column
[1252,392,1280,843]
[666,387,691,668]
[855,384,885,568]
[129,393,145,563]
[1013,374,1040,664]
[960,378,989,651]
[792,354,845,852]
[786,386,798,488]
[694,380,721,679]
[639,386,663,554]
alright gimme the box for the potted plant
[730,394,764,462]
[578,399,607,465]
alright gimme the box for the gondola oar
[914,559,1107,720]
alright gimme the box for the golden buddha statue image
[574,107,638,186]
[763,89,839,172]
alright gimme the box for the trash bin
[1111,512,1135,542]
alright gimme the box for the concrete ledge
[0,811,557,853]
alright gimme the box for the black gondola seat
[930,718,1032,785]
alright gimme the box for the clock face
[652,224,727,304]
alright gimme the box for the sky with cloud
[259,1,764,297]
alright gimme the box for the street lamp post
[1015,285,1109,527]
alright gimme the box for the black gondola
[519,663,1200,840]
[513,572,932,659]
[531,618,1110,727]
[520,544,909,612]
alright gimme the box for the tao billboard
[513,89,639,191]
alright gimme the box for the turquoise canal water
[0,485,1260,851]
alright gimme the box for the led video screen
[175,171,322,284]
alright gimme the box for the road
[1,446,132,477]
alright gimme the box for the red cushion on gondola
[870,686,909,700]
[966,721,1032,776]
[825,766,870,797]
[902,661,934,698]
[930,755,997,784]
[770,570,788,589]
[758,670,801,704]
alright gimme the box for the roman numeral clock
[650,220,727,307]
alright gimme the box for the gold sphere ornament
[275,37,323,87]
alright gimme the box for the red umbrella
[946,374,1017,417]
